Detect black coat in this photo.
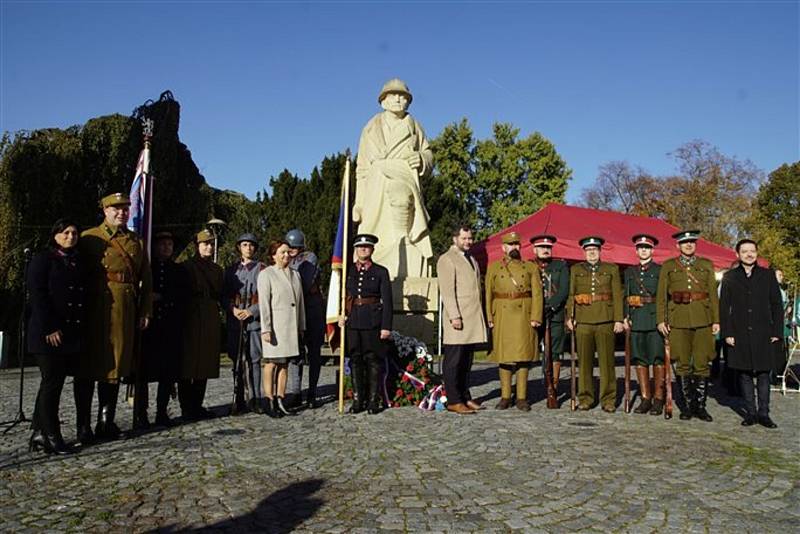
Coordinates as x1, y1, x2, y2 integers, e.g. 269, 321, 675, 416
345, 262, 393, 330
719, 264, 783, 371
141, 258, 189, 381
26, 248, 86, 356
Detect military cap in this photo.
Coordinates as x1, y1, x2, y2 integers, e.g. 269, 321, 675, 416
672, 229, 700, 243
501, 232, 521, 245
100, 192, 131, 208
154, 231, 174, 242
236, 232, 259, 247
353, 233, 378, 247
195, 229, 215, 243
632, 234, 658, 248
378, 78, 413, 104
530, 234, 557, 247
579, 236, 605, 249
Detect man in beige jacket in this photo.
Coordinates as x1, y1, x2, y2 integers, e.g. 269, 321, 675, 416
437, 223, 488, 414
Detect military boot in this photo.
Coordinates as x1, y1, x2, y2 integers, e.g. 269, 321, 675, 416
692, 376, 713, 422
349, 359, 367, 414
132, 381, 151, 431
676, 375, 692, 420
634, 366, 652, 414
649, 365, 665, 416
366, 358, 385, 415
95, 382, 121, 440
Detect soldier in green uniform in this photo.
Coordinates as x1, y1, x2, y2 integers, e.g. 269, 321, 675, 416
530, 234, 569, 397
623, 234, 666, 415
566, 237, 624, 412
77, 192, 152, 441
656, 230, 720, 421
180, 229, 224, 420
485, 232, 543, 411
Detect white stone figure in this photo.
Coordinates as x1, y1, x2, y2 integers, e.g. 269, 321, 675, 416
354, 78, 434, 279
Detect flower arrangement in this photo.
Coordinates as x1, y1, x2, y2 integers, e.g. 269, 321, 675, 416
386, 332, 439, 408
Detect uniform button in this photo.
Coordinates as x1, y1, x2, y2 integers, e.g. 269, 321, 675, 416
291, 303, 295, 307
747, 309, 752, 313
76, 320, 81, 324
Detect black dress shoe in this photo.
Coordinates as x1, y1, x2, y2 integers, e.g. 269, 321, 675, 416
76, 425, 95, 445
29, 430, 45, 452
43, 433, 72, 455
367, 400, 385, 415
758, 416, 778, 429
741, 416, 757, 426
154, 413, 174, 427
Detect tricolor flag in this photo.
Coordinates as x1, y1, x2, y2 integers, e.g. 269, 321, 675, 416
128, 141, 153, 258
325, 193, 347, 350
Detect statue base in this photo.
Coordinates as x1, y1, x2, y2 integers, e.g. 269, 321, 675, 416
391, 276, 438, 350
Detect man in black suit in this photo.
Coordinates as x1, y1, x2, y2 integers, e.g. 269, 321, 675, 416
341, 234, 393, 414
720, 239, 783, 428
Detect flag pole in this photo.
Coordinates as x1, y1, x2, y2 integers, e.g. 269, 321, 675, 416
338, 152, 352, 415
142, 119, 154, 260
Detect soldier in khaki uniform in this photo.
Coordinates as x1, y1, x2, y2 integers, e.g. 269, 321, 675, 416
485, 232, 543, 411
180, 229, 224, 420
657, 230, 720, 421
77, 193, 152, 441
566, 236, 624, 412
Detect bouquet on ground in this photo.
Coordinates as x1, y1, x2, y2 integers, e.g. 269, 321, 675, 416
387, 332, 440, 407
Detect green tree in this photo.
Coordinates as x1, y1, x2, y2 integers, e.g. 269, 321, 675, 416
746, 161, 800, 282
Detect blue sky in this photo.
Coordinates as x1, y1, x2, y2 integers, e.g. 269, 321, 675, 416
2, 1, 797, 202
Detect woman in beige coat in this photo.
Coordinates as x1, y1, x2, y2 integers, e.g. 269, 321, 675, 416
258, 240, 305, 417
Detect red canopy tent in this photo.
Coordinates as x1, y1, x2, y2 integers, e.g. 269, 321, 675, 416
471, 203, 748, 271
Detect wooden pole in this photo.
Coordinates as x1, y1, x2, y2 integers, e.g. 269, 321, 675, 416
338, 154, 352, 414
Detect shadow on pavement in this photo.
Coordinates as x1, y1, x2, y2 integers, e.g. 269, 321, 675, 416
155, 478, 325, 533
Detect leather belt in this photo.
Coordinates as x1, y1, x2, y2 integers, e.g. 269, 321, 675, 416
671, 291, 709, 304
345, 295, 380, 314
107, 272, 134, 284
493, 291, 532, 300
575, 293, 611, 305
627, 295, 655, 307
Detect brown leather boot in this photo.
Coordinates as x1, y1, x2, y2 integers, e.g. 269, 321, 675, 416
650, 365, 665, 415
634, 366, 652, 414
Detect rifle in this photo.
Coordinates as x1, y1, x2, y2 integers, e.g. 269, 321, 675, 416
663, 332, 673, 419
623, 327, 631, 413
569, 308, 577, 411
544, 317, 558, 408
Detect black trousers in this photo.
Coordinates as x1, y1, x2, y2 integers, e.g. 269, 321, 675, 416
739, 370, 771, 418
32, 354, 69, 436
442, 344, 474, 405
347, 328, 385, 401
178, 379, 207, 417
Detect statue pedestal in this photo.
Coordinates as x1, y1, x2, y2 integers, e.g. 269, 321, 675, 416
391, 276, 438, 349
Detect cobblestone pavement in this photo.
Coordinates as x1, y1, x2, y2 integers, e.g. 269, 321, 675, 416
1, 358, 798, 533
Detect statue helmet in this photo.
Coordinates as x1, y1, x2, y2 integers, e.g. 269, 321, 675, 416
236, 232, 259, 248
378, 78, 413, 104
285, 229, 306, 249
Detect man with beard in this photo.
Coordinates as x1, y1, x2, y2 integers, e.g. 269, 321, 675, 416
623, 234, 666, 415
720, 239, 782, 428
657, 230, 720, 421
222, 233, 266, 415
566, 237, 624, 412
437, 223, 487, 414
485, 232, 543, 411
77, 193, 152, 440
530, 234, 569, 400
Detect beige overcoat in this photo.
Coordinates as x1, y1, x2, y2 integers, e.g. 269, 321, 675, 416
437, 246, 487, 346
258, 265, 306, 359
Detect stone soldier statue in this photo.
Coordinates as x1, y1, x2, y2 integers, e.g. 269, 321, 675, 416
180, 229, 224, 420
485, 232, 543, 411
720, 239, 782, 428
354, 78, 434, 278
566, 236, 624, 412
77, 192, 152, 440
437, 223, 488, 415
136, 231, 189, 428
340, 234, 393, 414
285, 229, 326, 409
530, 234, 569, 397
222, 233, 266, 415
623, 234, 666, 415
656, 230, 720, 422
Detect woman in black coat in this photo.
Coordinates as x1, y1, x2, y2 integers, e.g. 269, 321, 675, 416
719, 239, 783, 428
27, 219, 86, 454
